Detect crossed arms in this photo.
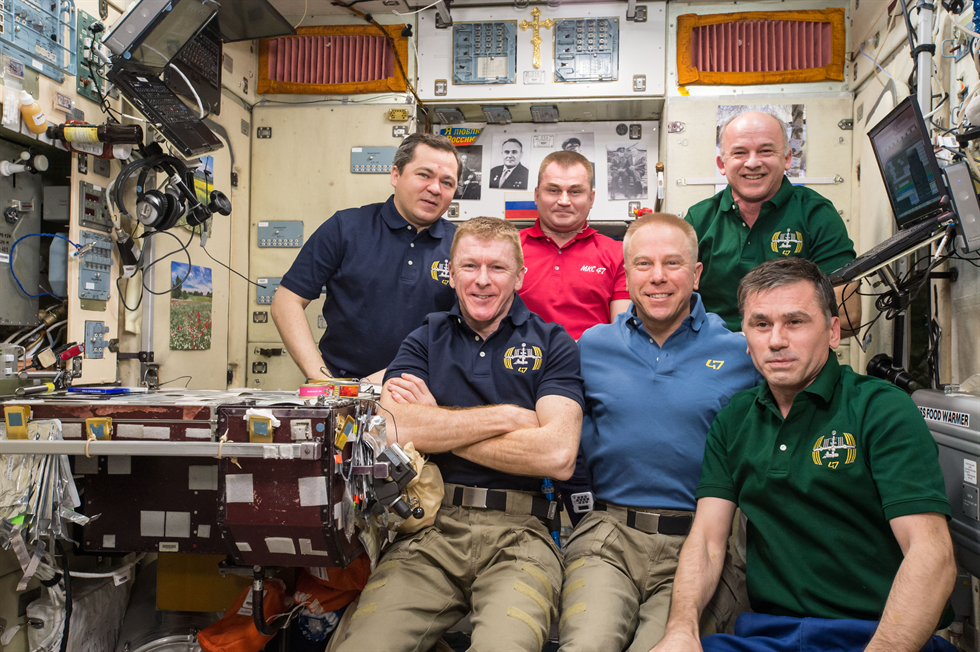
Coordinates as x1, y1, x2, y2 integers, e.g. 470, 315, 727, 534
379, 373, 583, 480
650, 499, 957, 652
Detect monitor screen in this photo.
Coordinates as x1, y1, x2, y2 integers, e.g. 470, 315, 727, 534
106, 0, 217, 72
212, 0, 296, 43
868, 97, 947, 229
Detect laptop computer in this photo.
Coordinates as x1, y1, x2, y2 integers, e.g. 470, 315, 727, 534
831, 97, 956, 284
103, 0, 223, 158
165, 23, 222, 116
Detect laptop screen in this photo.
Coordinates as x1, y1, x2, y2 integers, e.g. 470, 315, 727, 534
212, 0, 296, 43
868, 97, 947, 230
106, 0, 217, 73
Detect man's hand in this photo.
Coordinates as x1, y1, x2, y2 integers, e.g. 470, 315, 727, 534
386, 373, 438, 406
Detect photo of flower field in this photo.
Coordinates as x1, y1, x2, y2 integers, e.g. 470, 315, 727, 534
170, 262, 213, 350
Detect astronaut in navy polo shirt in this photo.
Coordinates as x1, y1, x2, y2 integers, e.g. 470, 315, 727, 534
272, 133, 461, 384
333, 217, 584, 652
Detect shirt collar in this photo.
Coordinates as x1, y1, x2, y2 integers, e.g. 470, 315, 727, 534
722, 176, 793, 217
757, 349, 840, 409
380, 195, 448, 238
448, 293, 531, 331
525, 219, 597, 245
624, 292, 706, 337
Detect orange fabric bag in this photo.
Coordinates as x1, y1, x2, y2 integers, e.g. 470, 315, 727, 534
294, 555, 372, 615
198, 579, 288, 652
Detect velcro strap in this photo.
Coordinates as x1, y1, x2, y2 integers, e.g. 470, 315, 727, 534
445, 485, 557, 520
595, 503, 693, 536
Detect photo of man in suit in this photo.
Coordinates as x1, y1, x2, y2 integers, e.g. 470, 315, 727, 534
489, 138, 529, 189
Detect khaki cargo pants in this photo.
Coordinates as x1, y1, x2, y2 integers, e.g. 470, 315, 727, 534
333, 502, 563, 652
558, 508, 743, 652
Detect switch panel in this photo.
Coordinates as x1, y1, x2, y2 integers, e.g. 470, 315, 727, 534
452, 21, 517, 85
76, 10, 105, 104
84, 320, 109, 359
257, 221, 304, 248
554, 18, 619, 83
255, 277, 282, 305
78, 230, 113, 301
351, 147, 397, 174
79, 181, 113, 233
0, 0, 77, 82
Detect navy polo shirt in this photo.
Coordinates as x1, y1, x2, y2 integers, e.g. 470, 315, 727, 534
279, 196, 457, 378
384, 295, 584, 491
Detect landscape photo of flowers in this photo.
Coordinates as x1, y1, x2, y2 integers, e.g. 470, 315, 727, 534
169, 262, 213, 350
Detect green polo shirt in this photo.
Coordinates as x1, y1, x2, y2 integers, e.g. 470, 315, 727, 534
685, 177, 856, 331
697, 354, 950, 622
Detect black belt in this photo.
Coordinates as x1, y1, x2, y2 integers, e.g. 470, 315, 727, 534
594, 503, 693, 536
444, 484, 558, 521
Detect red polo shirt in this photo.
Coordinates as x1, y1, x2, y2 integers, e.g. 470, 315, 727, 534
519, 221, 629, 340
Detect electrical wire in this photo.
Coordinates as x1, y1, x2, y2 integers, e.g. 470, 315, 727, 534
392, 0, 442, 16
158, 375, 193, 387
196, 226, 266, 288
7, 234, 80, 299
168, 62, 205, 118
293, 0, 309, 28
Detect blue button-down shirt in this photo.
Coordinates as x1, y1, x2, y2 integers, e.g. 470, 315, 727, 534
280, 196, 457, 378
385, 295, 584, 491
578, 293, 761, 510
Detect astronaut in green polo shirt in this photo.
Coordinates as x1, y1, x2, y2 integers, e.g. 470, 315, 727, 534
685, 111, 862, 337
652, 258, 956, 652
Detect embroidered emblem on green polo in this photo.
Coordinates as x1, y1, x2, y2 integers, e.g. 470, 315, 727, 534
811, 430, 857, 467
504, 343, 543, 373
771, 229, 804, 255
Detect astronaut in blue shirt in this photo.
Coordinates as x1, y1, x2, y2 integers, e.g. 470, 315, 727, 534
558, 213, 762, 652
272, 133, 461, 383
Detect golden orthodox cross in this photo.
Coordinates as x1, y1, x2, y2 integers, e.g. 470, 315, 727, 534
520, 8, 554, 70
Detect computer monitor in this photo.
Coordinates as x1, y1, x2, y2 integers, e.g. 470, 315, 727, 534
211, 0, 296, 43
103, 0, 218, 73
868, 96, 948, 230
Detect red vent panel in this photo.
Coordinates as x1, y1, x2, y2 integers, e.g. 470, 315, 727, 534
267, 35, 394, 84
691, 20, 833, 73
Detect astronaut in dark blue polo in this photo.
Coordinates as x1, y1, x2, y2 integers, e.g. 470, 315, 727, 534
333, 217, 584, 652
272, 133, 461, 383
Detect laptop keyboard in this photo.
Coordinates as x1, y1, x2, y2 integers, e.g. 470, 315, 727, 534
852, 217, 944, 264
128, 77, 198, 125
177, 34, 220, 85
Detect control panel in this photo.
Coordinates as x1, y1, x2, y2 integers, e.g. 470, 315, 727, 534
77, 230, 113, 302
79, 181, 112, 233
554, 18, 619, 82
350, 147, 397, 174
75, 9, 104, 104
84, 320, 109, 359
255, 277, 282, 305
0, 0, 77, 82
452, 21, 517, 85
257, 221, 303, 248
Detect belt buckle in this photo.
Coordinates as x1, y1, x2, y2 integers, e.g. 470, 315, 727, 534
461, 486, 488, 509
633, 511, 661, 534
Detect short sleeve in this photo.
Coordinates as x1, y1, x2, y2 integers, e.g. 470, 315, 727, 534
383, 326, 431, 387
863, 387, 951, 520
279, 212, 345, 300
695, 404, 738, 503
806, 197, 856, 273
536, 327, 584, 409
611, 252, 629, 301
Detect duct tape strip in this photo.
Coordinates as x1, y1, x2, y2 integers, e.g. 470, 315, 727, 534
16, 538, 46, 591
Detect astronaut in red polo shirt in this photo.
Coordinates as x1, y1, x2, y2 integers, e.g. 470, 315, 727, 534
518, 151, 630, 340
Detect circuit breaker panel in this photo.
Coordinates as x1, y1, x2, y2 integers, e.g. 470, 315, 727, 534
553, 17, 619, 82
453, 21, 518, 85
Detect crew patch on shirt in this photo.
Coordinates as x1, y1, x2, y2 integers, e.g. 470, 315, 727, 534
430, 259, 450, 284
504, 343, 543, 373
771, 229, 804, 255
811, 430, 857, 467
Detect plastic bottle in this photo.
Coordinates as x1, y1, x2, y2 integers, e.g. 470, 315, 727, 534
46, 122, 143, 145
19, 91, 47, 135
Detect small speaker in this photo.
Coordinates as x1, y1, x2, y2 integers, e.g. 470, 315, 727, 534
942, 161, 980, 253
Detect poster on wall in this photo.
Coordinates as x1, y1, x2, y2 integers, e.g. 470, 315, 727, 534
489, 135, 531, 189
170, 262, 213, 350
455, 145, 483, 200
527, 133, 597, 189
716, 104, 807, 177
606, 143, 648, 200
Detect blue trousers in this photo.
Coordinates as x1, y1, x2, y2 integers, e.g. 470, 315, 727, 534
701, 612, 958, 652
